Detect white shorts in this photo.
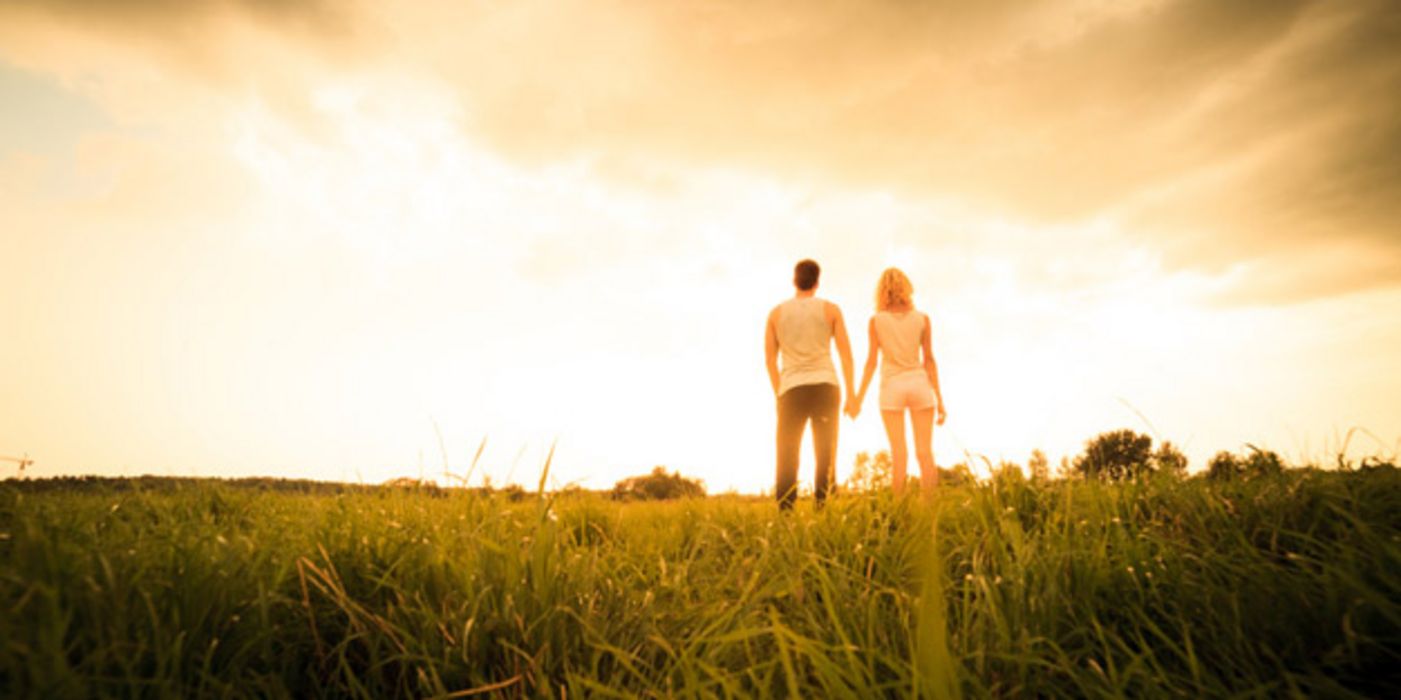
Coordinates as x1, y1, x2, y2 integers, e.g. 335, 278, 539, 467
879, 371, 935, 412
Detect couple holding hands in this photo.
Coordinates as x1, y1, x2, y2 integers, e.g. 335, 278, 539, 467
764, 259, 946, 509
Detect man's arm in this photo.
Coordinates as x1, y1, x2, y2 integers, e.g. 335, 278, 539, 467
829, 303, 856, 409
765, 308, 781, 397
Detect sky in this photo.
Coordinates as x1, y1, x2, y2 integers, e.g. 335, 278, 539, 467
2, 0, 1399, 492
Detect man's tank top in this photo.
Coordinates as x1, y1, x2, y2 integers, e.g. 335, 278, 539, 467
874, 310, 928, 383
776, 296, 839, 395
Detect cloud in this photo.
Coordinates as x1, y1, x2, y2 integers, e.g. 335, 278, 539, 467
0, 0, 369, 136
403, 0, 1401, 301
1, 0, 349, 40
1115, 1, 1401, 290
3, 0, 1398, 304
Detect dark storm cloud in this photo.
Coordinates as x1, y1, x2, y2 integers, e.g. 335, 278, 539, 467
0, 0, 360, 79
7, 0, 1398, 302
1115, 0, 1401, 299
4, 0, 344, 31
433, 0, 1401, 302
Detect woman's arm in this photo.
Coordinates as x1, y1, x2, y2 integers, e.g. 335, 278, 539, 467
852, 316, 879, 417
922, 314, 946, 425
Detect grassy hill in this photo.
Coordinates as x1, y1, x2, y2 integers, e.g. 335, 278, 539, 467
2, 466, 1398, 697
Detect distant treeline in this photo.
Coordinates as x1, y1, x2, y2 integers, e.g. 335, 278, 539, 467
0, 475, 506, 497
0, 474, 715, 501
6, 427, 1395, 499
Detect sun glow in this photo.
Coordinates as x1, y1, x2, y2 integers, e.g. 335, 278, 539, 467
3, 0, 1400, 492
211, 80, 874, 490
10, 72, 1393, 490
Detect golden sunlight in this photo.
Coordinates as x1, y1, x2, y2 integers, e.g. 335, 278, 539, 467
3, 3, 1401, 696
1, 0, 1398, 494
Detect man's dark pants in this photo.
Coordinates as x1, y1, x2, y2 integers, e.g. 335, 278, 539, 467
775, 383, 840, 510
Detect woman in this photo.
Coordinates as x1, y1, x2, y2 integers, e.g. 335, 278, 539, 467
849, 268, 946, 496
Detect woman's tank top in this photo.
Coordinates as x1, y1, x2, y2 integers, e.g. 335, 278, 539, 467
776, 297, 839, 395
874, 310, 928, 383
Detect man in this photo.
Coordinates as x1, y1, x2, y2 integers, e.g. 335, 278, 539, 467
765, 259, 856, 509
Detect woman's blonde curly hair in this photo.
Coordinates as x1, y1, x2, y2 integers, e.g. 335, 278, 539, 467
875, 267, 914, 311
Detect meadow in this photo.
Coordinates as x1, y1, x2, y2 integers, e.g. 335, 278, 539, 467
1, 466, 1398, 698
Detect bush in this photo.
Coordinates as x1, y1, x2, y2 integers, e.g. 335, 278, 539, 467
1074, 429, 1154, 481
382, 477, 445, 497
991, 461, 1026, 489
847, 451, 893, 492
940, 463, 976, 486
1207, 451, 1241, 481
611, 467, 705, 501
1206, 446, 1286, 481
1152, 441, 1189, 477
848, 451, 977, 490
1028, 449, 1051, 481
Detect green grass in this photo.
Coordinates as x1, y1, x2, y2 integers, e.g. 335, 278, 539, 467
1, 468, 1398, 698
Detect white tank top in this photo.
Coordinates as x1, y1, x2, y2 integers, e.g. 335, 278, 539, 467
873, 310, 927, 382
775, 296, 839, 395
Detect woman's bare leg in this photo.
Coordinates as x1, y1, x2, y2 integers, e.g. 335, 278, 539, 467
881, 409, 908, 494
911, 407, 937, 499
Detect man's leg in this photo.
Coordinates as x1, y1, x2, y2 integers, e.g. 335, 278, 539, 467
810, 384, 841, 508
775, 389, 806, 510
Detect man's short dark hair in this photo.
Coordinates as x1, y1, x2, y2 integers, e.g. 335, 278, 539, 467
794, 259, 820, 291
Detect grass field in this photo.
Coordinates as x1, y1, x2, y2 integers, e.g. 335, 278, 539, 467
2, 466, 1398, 698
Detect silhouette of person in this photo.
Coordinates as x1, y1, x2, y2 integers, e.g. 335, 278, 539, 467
765, 259, 856, 509
849, 267, 946, 497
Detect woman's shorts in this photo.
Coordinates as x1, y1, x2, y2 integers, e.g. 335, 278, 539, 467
879, 371, 935, 412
